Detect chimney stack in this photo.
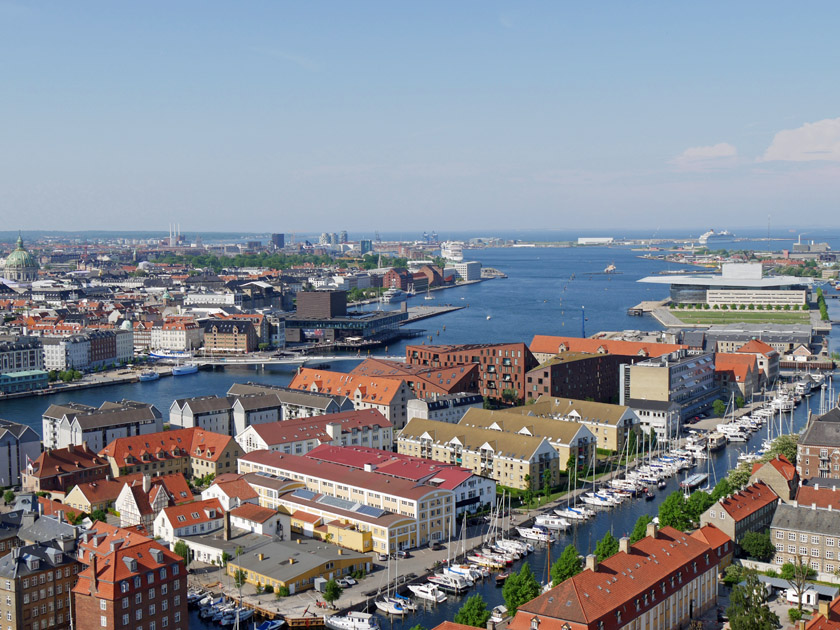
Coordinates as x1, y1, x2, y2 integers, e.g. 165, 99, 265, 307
223, 511, 231, 541
91, 553, 98, 594
820, 600, 831, 618
143, 475, 151, 493
585, 554, 598, 572
619, 537, 630, 554
646, 521, 659, 539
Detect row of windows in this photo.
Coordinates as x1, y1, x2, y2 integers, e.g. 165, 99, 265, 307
776, 531, 835, 546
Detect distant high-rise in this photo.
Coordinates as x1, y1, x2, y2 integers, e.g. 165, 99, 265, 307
360, 239, 373, 255
271, 233, 285, 249
339, 230, 348, 244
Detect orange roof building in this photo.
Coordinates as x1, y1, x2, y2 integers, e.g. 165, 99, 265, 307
700, 481, 779, 544
714, 352, 760, 398
529, 335, 687, 363
99, 427, 241, 480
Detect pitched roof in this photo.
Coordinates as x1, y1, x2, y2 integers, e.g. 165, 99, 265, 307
159, 498, 224, 528
288, 368, 406, 405
736, 338, 778, 356
796, 483, 840, 510
100, 427, 235, 467
806, 595, 840, 630
207, 478, 259, 502
510, 526, 724, 628
771, 502, 840, 535
459, 407, 593, 445
717, 481, 778, 520
72, 474, 144, 504
752, 454, 797, 481
37, 497, 84, 521
227, 382, 351, 409
73, 522, 183, 600
509, 395, 632, 426
27, 444, 108, 479
240, 450, 443, 500
229, 503, 278, 524
529, 335, 686, 358
801, 411, 840, 447
174, 395, 234, 414
245, 409, 391, 446
714, 353, 757, 382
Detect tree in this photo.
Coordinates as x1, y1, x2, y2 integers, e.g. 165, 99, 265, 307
275, 586, 290, 598
762, 434, 798, 463
173, 541, 191, 568
3, 490, 14, 505
784, 556, 816, 617
542, 468, 552, 501
594, 531, 619, 562
740, 531, 775, 562
551, 544, 583, 586
408, 625, 425, 630
629, 514, 653, 544
255, 582, 264, 595
453, 593, 491, 628
322, 579, 342, 606
502, 563, 542, 614
658, 491, 691, 531
712, 399, 727, 416
501, 389, 519, 405
735, 396, 745, 409
221, 551, 232, 567
711, 478, 733, 502
727, 461, 753, 490
233, 569, 247, 589
686, 490, 714, 522
727, 572, 779, 630
90, 509, 108, 523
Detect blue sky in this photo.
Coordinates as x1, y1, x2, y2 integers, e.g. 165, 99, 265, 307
2, 2, 840, 233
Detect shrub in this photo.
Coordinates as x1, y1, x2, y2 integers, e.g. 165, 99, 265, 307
264, 584, 274, 593
275, 586, 290, 598
789, 608, 803, 622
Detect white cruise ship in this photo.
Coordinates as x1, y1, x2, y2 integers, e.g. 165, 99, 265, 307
440, 241, 464, 262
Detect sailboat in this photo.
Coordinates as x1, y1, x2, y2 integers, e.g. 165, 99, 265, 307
374, 555, 407, 615
424, 286, 434, 300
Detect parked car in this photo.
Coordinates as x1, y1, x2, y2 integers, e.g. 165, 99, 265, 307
344, 576, 357, 586
336, 578, 351, 588
394, 550, 410, 559
430, 542, 444, 551
378, 553, 389, 561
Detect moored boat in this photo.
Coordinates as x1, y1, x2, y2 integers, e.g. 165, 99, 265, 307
325, 612, 378, 630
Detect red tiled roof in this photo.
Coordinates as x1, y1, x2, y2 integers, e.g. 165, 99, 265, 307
691, 524, 731, 555
159, 498, 224, 528
229, 503, 278, 524
100, 427, 234, 467
530, 335, 686, 358
796, 484, 840, 510
714, 353, 757, 382
718, 481, 778, 520
73, 522, 183, 600
37, 497, 84, 521
248, 409, 391, 446
806, 595, 840, 630
289, 369, 405, 405
510, 526, 727, 629
736, 339, 778, 356
27, 444, 107, 479
752, 454, 796, 481
73, 474, 143, 504
291, 510, 323, 524
208, 478, 259, 501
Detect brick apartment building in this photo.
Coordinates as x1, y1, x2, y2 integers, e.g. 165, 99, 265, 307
0, 543, 81, 630
405, 343, 538, 402
524, 352, 639, 404
203, 319, 258, 353
74, 522, 187, 630
22, 444, 111, 497
797, 408, 840, 482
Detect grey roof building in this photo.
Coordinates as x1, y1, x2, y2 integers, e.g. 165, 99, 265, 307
42, 399, 163, 451
797, 408, 840, 481
0, 418, 41, 487
770, 503, 840, 574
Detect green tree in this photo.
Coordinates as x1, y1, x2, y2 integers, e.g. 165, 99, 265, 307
784, 556, 817, 616
221, 551, 232, 567
711, 478, 733, 502
501, 389, 519, 405
502, 563, 542, 614
3, 490, 14, 505
629, 514, 653, 544
541, 468, 552, 501
408, 625, 425, 630
727, 573, 779, 630
255, 582, 264, 595
735, 396, 745, 408
761, 434, 798, 463
727, 461, 753, 490
322, 579, 342, 606
173, 540, 191, 568
90, 509, 108, 523
551, 544, 583, 586
686, 490, 714, 522
658, 491, 691, 531
233, 569, 247, 589
594, 531, 619, 562
740, 531, 775, 562
275, 586, 290, 598
453, 593, 491, 628
712, 399, 727, 416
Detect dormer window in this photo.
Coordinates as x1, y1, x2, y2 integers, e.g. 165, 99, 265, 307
616, 611, 622, 623
530, 617, 540, 630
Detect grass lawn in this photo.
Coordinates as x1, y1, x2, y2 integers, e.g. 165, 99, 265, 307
668, 309, 811, 325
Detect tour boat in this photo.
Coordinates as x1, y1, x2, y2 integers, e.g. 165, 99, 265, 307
534, 515, 571, 530
516, 527, 553, 543
138, 370, 160, 382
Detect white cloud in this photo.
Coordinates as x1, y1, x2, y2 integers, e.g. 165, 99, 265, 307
671, 143, 738, 170
761, 117, 840, 162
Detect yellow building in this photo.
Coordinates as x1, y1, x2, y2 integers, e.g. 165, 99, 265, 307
501, 396, 640, 453
238, 451, 454, 548
397, 417, 559, 491
226, 538, 372, 595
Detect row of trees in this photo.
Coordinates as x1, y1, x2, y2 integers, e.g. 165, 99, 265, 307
676, 303, 805, 311
817, 287, 829, 321
154, 251, 411, 273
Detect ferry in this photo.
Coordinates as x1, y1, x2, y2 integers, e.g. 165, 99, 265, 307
138, 371, 159, 382
679, 473, 709, 490
149, 350, 193, 360
440, 241, 465, 262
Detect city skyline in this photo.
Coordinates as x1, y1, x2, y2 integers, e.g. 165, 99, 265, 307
2, 2, 840, 231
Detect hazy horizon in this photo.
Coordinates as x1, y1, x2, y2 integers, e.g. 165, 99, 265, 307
3, 2, 839, 231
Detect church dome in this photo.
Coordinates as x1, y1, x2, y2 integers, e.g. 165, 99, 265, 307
4, 234, 39, 282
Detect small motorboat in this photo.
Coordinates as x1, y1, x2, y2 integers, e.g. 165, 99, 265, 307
407, 583, 447, 603
495, 572, 510, 586
645, 491, 655, 501
325, 612, 378, 630
138, 370, 160, 382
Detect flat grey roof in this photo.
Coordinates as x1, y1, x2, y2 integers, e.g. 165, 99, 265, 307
638, 274, 812, 288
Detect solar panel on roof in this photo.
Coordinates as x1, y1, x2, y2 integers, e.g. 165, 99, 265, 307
317, 495, 358, 512
357, 505, 386, 518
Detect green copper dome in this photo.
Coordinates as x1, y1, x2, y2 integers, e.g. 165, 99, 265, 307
5, 235, 38, 270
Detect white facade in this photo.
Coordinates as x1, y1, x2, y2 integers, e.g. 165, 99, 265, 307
42, 336, 90, 371
168, 397, 233, 435
230, 510, 287, 537
153, 505, 225, 545
0, 420, 41, 487
706, 289, 807, 306
407, 394, 483, 425
200, 484, 259, 512
231, 399, 281, 436
150, 323, 203, 351
453, 261, 481, 282
115, 329, 135, 363
184, 292, 242, 307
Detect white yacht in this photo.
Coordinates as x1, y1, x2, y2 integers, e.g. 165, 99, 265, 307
407, 583, 447, 603
325, 612, 380, 630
